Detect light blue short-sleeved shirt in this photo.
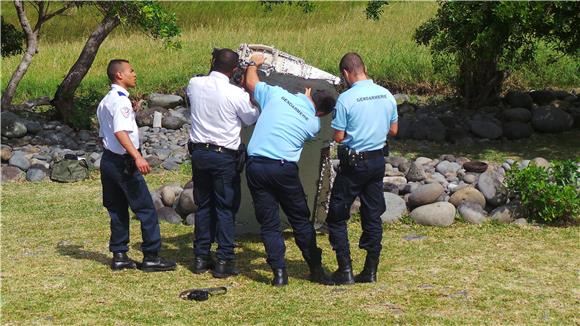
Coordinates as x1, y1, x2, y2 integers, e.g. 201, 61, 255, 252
247, 82, 320, 162
331, 79, 398, 152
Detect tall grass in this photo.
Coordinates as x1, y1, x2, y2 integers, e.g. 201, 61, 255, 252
1, 1, 577, 104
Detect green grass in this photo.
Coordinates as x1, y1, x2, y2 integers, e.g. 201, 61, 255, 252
1, 1, 578, 105
2, 169, 579, 324
390, 129, 580, 163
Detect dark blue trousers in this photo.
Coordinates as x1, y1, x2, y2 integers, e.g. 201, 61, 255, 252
191, 149, 237, 261
207, 171, 241, 244
246, 156, 321, 270
100, 150, 161, 254
326, 156, 386, 259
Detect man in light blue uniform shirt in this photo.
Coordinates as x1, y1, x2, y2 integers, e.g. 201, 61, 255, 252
244, 53, 336, 286
327, 52, 398, 285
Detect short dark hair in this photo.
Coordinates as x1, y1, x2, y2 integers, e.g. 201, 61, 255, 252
312, 89, 336, 116
107, 59, 130, 82
211, 48, 239, 74
339, 52, 365, 75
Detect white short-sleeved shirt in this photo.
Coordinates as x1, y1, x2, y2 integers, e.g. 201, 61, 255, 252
97, 84, 140, 154
187, 71, 259, 150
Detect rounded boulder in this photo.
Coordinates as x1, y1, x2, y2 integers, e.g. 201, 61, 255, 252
449, 186, 486, 208
381, 192, 407, 224
176, 188, 197, 217
408, 183, 445, 207
410, 202, 456, 227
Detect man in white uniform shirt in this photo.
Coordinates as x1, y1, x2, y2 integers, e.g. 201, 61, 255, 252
187, 48, 259, 278
97, 59, 175, 272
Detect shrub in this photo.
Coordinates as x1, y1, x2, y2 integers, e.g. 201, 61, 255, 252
1, 16, 24, 57
69, 89, 104, 130
505, 160, 580, 224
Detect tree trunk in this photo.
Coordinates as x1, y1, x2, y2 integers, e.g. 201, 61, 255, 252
52, 14, 120, 123
459, 56, 504, 108
1, 0, 38, 110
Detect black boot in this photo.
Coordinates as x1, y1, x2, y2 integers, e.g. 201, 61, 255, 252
332, 255, 355, 285
193, 255, 213, 274
309, 264, 333, 285
111, 252, 137, 271
271, 268, 288, 287
211, 259, 239, 278
141, 254, 176, 272
354, 254, 379, 283
305, 249, 333, 285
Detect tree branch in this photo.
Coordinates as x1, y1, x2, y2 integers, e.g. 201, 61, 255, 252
33, 1, 45, 32
15, 0, 34, 39
42, 2, 74, 23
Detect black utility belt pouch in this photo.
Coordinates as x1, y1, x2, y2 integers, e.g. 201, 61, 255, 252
187, 141, 194, 155
122, 149, 140, 175
337, 145, 359, 167
383, 141, 389, 157
236, 143, 247, 173
123, 155, 136, 175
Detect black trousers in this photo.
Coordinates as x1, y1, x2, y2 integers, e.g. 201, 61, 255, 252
326, 155, 386, 259
191, 149, 237, 261
100, 150, 161, 254
246, 156, 321, 269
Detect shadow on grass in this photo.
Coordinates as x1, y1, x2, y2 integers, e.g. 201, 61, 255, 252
390, 129, 580, 162
57, 244, 110, 266
158, 231, 312, 285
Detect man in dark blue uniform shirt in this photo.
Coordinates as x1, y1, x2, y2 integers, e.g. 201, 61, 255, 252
327, 53, 398, 284
97, 59, 176, 272
244, 53, 337, 286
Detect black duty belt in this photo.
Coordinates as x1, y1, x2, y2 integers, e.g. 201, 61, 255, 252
104, 148, 141, 159
338, 146, 384, 167
248, 155, 295, 165
190, 142, 237, 156
357, 149, 384, 160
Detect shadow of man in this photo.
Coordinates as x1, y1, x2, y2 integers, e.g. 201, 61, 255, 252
235, 233, 312, 285
56, 244, 110, 266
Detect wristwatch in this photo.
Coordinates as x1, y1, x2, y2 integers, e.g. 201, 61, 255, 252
247, 61, 257, 67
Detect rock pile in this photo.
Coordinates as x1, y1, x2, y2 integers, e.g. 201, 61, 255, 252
1, 89, 578, 185
150, 180, 197, 225
1, 94, 191, 183
342, 154, 574, 227
396, 89, 579, 143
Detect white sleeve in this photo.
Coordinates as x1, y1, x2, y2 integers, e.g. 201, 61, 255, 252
112, 100, 134, 133
235, 91, 260, 126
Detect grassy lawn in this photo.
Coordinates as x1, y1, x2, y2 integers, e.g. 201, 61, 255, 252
2, 169, 579, 325
391, 129, 580, 162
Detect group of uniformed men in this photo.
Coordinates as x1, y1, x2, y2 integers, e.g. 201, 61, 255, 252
96, 48, 398, 286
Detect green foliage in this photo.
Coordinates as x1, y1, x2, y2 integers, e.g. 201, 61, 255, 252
1, 16, 24, 57
365, 1, 389, 21
506, 161, 580, 223
98, 1, 181, 48
69, 89, 103, 130
412, 1, 580, 104
551, 159, 579, 187
260, 0, 316, 13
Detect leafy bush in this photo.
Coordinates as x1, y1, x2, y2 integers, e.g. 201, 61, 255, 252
412, 2, 580, 107
69, 89, 104, 130
1, 16, 24, 57
506, 160, 580, 223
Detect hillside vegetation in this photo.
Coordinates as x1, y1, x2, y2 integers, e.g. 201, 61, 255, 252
1, 2, 578, 103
